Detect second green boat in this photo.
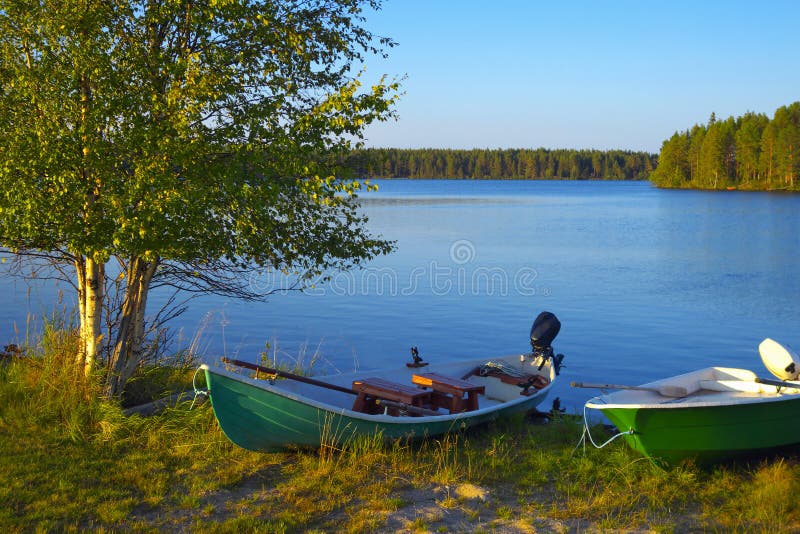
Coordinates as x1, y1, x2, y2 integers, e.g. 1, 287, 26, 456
580, 339, 800, 466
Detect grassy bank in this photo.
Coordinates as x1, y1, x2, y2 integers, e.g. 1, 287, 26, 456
2, 330, 800, 532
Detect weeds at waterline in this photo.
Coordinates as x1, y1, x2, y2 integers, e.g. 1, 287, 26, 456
2, 327, 800, 531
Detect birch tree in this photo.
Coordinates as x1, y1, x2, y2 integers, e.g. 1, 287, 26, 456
0, 0, 399, 397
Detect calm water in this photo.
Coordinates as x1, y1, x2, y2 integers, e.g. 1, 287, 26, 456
3, 180, 799, 411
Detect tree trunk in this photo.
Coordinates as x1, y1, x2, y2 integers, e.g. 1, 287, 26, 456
105, 256, 158, 397
76, 255, 105, 377
767, 145, 773, 186
75, 256, 86, 370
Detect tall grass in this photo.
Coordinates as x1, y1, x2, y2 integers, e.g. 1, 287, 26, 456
0, 314, 111, 443
0, 320, 273, 531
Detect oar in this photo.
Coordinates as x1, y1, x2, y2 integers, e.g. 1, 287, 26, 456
755, 377, 800, 390
221, 358, 356, 395
570, 381, 689, 398
460, 366, 482, 380
222, 358, 445, 415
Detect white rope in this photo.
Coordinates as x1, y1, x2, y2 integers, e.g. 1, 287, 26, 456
572, 399, 635, 456
190, 366, 209, 410
481, 360, 528, 377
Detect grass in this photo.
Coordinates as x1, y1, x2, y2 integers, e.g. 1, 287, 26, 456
3, 327, 800, 532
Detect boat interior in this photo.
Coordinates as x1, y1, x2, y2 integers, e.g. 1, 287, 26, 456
653, 367, 800, 397
226, 353, 554, 417
590, 366, 800, 408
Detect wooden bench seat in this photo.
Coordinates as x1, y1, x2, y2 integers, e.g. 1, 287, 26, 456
352, 377, 433, 416
412, 372, 485, 413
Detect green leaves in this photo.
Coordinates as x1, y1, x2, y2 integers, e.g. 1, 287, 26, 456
0, 1, 399, 390
0, 0, 398, 274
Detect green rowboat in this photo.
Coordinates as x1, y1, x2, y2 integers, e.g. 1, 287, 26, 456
582, 365, 800, 466
201, 352, 559, 452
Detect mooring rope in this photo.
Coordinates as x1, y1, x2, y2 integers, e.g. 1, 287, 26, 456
190, 367, 209, 410
572, 399, 635, 456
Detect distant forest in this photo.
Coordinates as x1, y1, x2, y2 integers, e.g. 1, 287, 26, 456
650, 102, 800, 190
346, 148, 657, 181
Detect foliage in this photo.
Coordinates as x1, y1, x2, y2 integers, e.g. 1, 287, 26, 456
651, 103, 800, 190
347, 147, 657, 180
0, 0, 399, 396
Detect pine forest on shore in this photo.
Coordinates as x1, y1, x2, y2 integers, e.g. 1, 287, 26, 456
346, 148, 657, 181
648, 102, 800, 191
348, 102, 800, 192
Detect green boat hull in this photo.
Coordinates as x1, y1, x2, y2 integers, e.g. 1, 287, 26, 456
598, 395, 800, 466
203, 364, 550, 452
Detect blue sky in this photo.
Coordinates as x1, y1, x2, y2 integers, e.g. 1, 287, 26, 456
359, 1, 799, 153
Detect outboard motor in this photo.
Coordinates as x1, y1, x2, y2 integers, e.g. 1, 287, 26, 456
529, 311, 564, 375
530, 311, 560, 351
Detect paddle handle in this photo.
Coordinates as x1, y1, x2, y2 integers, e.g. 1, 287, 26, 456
460, 366, 482, 380
570, 381, 688, 397
221, 358, 356, 395
755, 377, 800, 390
571, 381, 657, 392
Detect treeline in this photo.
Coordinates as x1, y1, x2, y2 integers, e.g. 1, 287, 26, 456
346, 148, 657, 180
651, 103, 800, 190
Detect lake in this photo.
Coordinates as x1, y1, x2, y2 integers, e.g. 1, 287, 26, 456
2, 179, 799, 412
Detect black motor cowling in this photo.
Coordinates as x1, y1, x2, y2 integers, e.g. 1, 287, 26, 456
529, 311, 564, 375
530, 311, 560, 351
